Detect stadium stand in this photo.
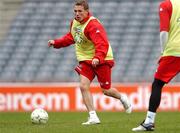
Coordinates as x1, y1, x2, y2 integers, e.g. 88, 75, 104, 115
0, 0, 23, 42
0, 0, 179, 83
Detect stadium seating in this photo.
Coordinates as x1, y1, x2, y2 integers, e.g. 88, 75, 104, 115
0, 0, 179, 83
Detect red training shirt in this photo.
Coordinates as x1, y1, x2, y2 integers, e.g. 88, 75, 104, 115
53, 13, 113, 65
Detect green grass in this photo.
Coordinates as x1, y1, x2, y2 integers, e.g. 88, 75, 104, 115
0, 112, 180, 133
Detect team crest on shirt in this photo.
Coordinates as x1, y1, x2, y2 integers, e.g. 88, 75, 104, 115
74, 27, 81, 33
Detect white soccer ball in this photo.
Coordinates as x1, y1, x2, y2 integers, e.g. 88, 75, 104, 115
31, 108, 48, 124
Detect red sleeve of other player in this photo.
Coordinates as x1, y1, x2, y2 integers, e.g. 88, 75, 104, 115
84, 19, 110, 63
159, 0, 172, 32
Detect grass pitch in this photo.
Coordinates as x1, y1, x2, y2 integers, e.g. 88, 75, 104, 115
0, 112, 180, 133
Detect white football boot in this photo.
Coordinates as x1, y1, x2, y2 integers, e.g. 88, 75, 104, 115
132, 121, 155, 131
120, 94, 132, 114
82, 117, 101, 125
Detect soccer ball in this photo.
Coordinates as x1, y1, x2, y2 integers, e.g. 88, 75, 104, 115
31, 108, 48, 124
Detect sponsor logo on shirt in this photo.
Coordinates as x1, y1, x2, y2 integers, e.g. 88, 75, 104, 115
177, 17, 180, 22
177, 17, 180, 27
74, 27, 86, 44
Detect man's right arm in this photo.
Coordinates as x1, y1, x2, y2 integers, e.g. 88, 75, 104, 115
160, 31, 168, 54
48, 32, 75, 48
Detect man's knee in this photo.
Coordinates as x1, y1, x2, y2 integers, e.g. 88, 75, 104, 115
80, 83, 89, 91
152, 78, 165, 90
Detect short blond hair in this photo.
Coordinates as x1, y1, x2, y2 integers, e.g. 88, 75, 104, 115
74, 0, 89, 10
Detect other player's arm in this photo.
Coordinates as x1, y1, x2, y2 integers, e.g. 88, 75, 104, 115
160, 32, 168, 54
159, 1, 172, 54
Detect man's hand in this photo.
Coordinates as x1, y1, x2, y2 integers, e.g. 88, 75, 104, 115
92, 58, 100, 68
48, 40, 55, 47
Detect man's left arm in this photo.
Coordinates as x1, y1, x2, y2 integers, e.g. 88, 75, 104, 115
85, 20, 109, 65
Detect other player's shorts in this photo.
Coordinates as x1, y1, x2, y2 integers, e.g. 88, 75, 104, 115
154, 56, 180, 83
75, 61, 113, 89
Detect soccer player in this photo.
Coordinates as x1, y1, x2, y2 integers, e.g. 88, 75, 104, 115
48, 0, 132, 125
132, 0, 180, 131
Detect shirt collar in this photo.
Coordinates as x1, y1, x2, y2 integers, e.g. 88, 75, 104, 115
75, 12, 92, 24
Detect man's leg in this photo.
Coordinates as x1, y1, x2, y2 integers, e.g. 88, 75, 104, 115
79, 75, 100, 125
144, 78, 165, 124
79, 75, 94, 112
96, 64, 132, 113
102, 88, 132, 113
132, 78, 165, 131
132, 56, 179, 131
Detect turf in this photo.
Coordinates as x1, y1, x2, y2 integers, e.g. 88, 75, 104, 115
0, 112, 179, 133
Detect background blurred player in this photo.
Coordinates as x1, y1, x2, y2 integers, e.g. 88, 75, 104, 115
48, 0, 132, 125
132, 0, 180, 131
